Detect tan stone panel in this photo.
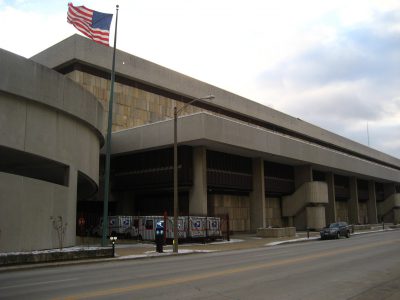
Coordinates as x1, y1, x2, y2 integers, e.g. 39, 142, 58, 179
133, 119, 143, 127
82, 72, 93, 86
215, 196, 223, 207
223, 197, 231, 208
134, 98, 147, 111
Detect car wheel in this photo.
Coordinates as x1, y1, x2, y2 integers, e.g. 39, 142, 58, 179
346, 231, 350, 238
336, 232, 340, 239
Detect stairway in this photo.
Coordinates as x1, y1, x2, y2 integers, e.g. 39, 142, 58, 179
282, 181, 328, 230
378, 193, 400, 223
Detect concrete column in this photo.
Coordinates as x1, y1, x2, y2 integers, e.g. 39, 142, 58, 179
306, 206, 326, 229
349, 177, 360, 224
189, 147, 208, 216
294, 165, 313, 189
367, 181, 378, 224
250, 158, 266, 231
65, 166, 78, 247
325, 172, 336, 224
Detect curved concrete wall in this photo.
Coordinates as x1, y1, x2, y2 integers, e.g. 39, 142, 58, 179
0, 49, 104, 252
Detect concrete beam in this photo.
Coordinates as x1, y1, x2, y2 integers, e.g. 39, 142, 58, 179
111, 113, 400, 183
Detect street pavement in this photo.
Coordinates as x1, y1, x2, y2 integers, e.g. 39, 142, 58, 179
1, 231, 322, 272
0, 230, 399, 299
0, 226, 393, 272
112, 231, 321, 257
64, 227, 396, 259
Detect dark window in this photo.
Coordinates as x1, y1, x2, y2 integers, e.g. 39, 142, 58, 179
264, 161, 295, 196
0, 145, 69, 186
334, 175, 349, 201
207, 150, 252, 191
112, 146, 193, 190
313, 170, 326, 181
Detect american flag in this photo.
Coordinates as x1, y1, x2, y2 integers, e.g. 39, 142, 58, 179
67, 3, 113, 46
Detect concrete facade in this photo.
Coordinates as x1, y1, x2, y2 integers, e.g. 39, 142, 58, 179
32, 36, 400, 172
0, 35, 400, 240
0, 49, 104, 252
30, 35, 400, 232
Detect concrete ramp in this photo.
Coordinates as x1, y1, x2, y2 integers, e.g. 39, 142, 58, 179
282, 182, 328, 217
378, 193, 400, 223
282, 181, 329, 230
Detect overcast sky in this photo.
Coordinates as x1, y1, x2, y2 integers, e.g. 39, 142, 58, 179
1, 0, 399, 158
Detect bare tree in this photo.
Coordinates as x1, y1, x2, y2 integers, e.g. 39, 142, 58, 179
50, 216, 68, 250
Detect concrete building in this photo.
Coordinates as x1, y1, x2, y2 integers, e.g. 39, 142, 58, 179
0, 46, 104, 252
1, 34, 399, 251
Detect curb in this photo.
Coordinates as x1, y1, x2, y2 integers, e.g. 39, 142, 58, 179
267, 227, 397, 247
1, 228, 398, 272
0, 249, 212, 273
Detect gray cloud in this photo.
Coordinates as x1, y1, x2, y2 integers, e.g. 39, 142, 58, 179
260, 11, 400, 88
287, 92, 382, 122
257, 10, 400, 158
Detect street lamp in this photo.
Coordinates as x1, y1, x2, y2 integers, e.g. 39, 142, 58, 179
109, 236, 117, 257
173, 95, 215, 253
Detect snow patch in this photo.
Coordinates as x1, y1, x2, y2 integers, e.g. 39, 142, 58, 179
116, 249, 216, 260
0, 246, 105, 257
266, 236, 319, 246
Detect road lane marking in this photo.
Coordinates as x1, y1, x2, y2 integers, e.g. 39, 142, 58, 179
57, 239, 399, 300
0, 278, 78, 290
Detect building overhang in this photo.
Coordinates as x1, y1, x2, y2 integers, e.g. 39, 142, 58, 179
111, 113, 400, 183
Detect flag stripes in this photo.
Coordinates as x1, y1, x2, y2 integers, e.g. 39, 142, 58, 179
67, 3, 112, 46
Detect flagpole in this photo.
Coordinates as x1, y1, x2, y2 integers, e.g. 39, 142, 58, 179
102, 4, 119, 247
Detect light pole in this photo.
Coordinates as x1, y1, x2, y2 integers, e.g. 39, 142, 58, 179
173, 95, 215, 253
109, 236, 117, 257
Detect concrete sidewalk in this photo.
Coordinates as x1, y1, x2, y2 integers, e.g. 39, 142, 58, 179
1, 227, 395, 272
0, 231, 320, 272
74, 226, 397, 259
97, 231, 321, 258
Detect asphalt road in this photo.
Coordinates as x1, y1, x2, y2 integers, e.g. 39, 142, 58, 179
1, 230, 399, 300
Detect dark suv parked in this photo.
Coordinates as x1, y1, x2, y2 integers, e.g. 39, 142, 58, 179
320, 222, 351, 239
